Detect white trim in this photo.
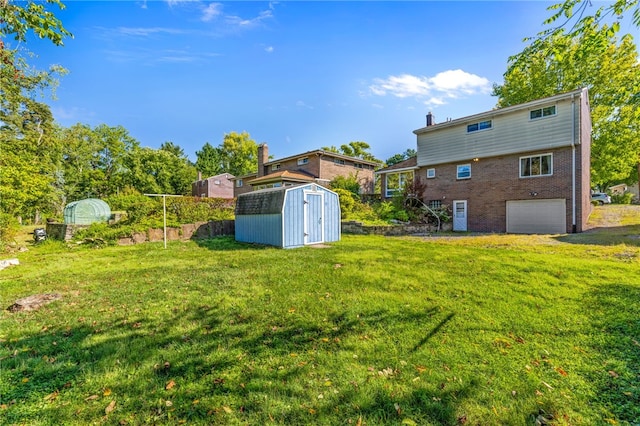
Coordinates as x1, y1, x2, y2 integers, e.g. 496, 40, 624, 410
453, 200, 467, 231
303, 190, 325, 245
426, 168, 436, 179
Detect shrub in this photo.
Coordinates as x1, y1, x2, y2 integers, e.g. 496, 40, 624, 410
333, 188, 356, 218
0, 213, 20, 249
611, 192, 634, 204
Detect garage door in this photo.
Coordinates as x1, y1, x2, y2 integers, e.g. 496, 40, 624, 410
506, 199, 567, 234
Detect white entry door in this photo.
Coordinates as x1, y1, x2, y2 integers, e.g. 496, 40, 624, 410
453, 200, 467, 232
304, 192, 324, 245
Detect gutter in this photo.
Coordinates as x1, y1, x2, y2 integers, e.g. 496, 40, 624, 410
571, 94, 577, 233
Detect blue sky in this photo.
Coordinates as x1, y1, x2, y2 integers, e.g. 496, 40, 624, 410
23, 1, 635, 162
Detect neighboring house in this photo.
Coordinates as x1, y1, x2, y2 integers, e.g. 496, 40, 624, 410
377, 88, 592, 234
191, 173, 235, 199
231, 144, 377, 197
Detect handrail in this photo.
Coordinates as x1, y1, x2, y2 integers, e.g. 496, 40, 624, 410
405, 196, 441, 232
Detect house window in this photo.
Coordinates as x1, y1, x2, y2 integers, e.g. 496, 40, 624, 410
385, 171, 414, 197
334, 158, 345, 165
272, 164, 281, 171
354, 163, 364, 169
457, 164, 471, 180
428, 200, 442, 209
297, 157, 309, 165
236, 179, 243, 187
530, 105, 556, 120
426, 168, 436, 179
467, 120, 492, 133
520, 154, 552, 178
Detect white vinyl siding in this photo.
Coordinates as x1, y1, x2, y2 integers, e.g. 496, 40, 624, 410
416, 97, 578, 167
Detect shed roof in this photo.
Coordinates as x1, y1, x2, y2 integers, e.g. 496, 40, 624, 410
235, 186, 288, 215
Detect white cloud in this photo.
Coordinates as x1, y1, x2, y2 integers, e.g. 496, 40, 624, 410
265, 46, 274, 53
369, 69, 491, 107
296, 101, 313, 109
115, 27, 186, 37
225, 8, 273, 29
201, 3, 223, 22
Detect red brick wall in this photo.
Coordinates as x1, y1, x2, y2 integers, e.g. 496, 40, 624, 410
412, 147, 584, 233
318, 156, 375, 194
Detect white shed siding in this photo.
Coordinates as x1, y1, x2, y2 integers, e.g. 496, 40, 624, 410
283, 189, 305, 248
417, 96, 579, 167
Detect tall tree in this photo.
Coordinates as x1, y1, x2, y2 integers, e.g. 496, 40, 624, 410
124, 147, 196, 195
322, 141, 382, 163
385, 149, 417, 167
0, 0, 71, 223
195, 142, 224, 177
219, 131, 258, 177
493, 21, 640, 189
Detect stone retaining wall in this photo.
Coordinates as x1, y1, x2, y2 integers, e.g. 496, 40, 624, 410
341, 220, 451, 235
117, 220, 235, 245
46, 220, 235, 244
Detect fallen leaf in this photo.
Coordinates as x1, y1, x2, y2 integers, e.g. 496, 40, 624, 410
21, 378, 29, 383
415, 365, 427, 374
222, 406, 232, 414
44, 390, 59, 401
85, 395, 99, 401
356, 417, 363, 426
556, 367, 568, 377
288, 308, 296, 313
103, 389, 112, 396
608, 370, 619, 378
166, 380, 176, 390
105, 400, 116, 414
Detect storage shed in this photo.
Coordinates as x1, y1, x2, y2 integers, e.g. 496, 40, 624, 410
63, 198, 111, 225
235, 183, 341, 248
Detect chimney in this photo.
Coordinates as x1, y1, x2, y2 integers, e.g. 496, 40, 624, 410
426, 112, 435, 127
257, 143, 269, 177
197, 171, 202, 181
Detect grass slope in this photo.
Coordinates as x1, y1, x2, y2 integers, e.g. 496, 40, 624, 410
0, 206, 639, 425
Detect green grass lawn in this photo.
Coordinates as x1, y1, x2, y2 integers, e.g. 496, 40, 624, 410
1, 207, 639, 425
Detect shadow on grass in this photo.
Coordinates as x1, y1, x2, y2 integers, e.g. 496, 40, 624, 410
554, 224, 640, 247
193, 235, 273, 251
583, 283, 640, 422
1, 303, 472, 425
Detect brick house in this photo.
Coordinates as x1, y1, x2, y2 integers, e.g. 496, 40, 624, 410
191, 172, 235, 199
232, 144, 377, 197
376, 88, 592, 234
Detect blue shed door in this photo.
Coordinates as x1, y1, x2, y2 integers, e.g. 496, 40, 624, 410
304, 191, 324, 245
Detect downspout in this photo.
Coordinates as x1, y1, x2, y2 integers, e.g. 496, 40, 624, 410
571, 94, 577, 233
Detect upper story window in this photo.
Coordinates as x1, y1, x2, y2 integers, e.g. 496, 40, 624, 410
426, 168, 436, 179
530, 105, 556, 120
297, 157, 309, 165
272, 164, 281, 171
236, 179, 243, 187
467, 120, 492, 133
334, 158, 345, 165
520, 153, 552, 178
457, 164, 471, 179
354, 163, 364, 169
